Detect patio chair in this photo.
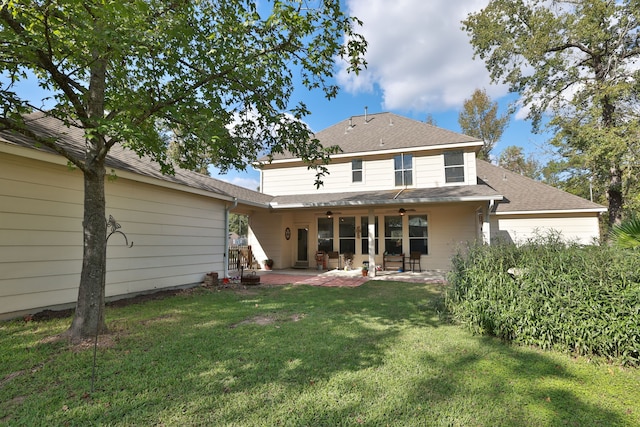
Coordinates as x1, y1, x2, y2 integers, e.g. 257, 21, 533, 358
327, 251, 340, 269
409, 251, 422, 272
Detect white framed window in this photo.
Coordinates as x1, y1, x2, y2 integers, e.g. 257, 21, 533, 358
394, 154, 413, 186
318, 217, 333, 253
408, 215, 428, 255
352, 159, 363, 183
444, 151, 465, 183
339, 216, 356, 254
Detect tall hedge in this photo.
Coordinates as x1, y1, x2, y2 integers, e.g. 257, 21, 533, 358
445, 234, 640, 366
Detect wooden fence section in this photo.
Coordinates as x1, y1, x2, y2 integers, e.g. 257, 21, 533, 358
228, 245, 257, 270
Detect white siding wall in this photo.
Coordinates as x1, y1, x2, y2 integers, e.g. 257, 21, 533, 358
0, 152, 226, 318
263, 151, 478, 196
490, 214, 601, 245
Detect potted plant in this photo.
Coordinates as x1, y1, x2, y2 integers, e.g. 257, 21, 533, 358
263, 258, 274, 271
361, 264, 369, 276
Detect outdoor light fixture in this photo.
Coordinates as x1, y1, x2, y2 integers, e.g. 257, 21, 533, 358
398, 208, 406, 216
326, 211, 333, 218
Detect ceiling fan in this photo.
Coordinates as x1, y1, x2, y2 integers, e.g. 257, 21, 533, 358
397, 208, 416, 216
324, 210, 342, 218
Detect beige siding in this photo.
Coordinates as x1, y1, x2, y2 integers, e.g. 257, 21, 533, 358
261, 166, 321, 195
248, 211, 284, 269
263, 151, 478, 196
415, 155, 443, 187
491, 213, 601, 245
0, 152, 226, 318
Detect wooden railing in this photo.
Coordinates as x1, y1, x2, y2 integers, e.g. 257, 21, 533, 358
228, 245, 256, 270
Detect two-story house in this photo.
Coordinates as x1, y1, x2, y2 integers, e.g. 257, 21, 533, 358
245, 112, 606, 273
0, 111, 605, 318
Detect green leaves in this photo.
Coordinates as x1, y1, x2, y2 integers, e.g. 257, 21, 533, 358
446, 235, 640, 366
611, 218, 640, 249
0, 0, 367, 184
463, 0, 640, 224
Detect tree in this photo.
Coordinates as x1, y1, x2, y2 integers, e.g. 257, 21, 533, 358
463, 0, 640, 226
458, 88, 510, 160
229, 213, 248, 238
497, 146, 542, 180
541, 154, 604, 203
424, 114, 437, 126
0, 1, 366, 341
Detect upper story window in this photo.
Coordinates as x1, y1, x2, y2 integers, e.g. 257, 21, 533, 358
444, 151, 465, 183
352, 159, 363, 183
394, 154, 413, 186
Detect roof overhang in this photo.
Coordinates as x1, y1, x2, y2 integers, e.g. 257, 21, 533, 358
270, 196, 503, 210
268, 185, 503, 210
494, 208, 608, 216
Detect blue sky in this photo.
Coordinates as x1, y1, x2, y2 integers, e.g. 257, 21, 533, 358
4, 1, 552, 192
210, 0, 552, 190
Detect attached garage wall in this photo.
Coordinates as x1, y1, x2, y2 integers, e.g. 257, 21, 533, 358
0, 151, 226, 319
490, 213, 602, 245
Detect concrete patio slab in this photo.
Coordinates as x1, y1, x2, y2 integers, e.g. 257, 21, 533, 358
234, 268, 447, 287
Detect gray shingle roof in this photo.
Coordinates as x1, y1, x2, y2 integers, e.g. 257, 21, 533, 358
266, 112, 482, 161
476, 160, 606, 213
2, 112, 605, 215
0, 112, 272, 206
271, 184, 502, 209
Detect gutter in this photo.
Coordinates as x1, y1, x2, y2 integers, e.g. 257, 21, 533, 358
224, 197, 238, 279
269, 194, 504, 210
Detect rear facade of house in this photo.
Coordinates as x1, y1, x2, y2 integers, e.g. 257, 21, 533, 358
244, 112, 605, 273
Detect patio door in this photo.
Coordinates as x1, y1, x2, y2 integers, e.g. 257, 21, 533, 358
297, 227, 308, 264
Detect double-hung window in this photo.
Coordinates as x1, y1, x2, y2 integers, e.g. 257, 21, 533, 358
339, 216, 356, 255
444, 151, 465, 183
352, 159, 363, 183
394, 154, 413, 186
408, 215, 428, 255
317, 217, 333, 253
384, 215, 403, 254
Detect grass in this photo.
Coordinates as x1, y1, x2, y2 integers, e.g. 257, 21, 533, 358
1, 281, 639, 426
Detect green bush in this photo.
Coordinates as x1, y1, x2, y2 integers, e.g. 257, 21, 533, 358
445, 233, 640, 366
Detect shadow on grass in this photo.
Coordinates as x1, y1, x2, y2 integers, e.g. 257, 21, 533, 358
6, 282, 632, 426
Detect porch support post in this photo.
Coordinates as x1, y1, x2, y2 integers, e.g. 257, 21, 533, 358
224, 198, 238, 278
482, 201, 493, 245
368, 208, 376, 277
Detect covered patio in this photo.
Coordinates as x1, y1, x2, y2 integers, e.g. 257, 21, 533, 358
232, 267, 447, 287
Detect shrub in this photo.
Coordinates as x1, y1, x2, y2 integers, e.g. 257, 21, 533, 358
611, 217, 640, 249
445, 233, 640, 366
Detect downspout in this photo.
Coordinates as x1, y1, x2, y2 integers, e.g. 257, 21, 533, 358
224, 197, 238, 279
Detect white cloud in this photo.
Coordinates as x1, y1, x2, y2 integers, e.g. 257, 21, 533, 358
226, 176, 260, 191
339, 0, 508, 112
208, 166, 261, 191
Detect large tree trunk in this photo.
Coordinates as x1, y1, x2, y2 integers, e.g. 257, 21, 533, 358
607, 165, 623, 227
66, 34, 110, 341
66, 160, 108, 341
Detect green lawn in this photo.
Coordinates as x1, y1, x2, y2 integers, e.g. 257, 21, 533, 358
1, 281, 639, 426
